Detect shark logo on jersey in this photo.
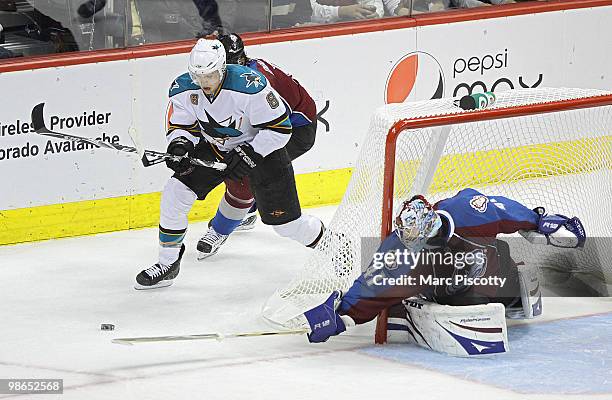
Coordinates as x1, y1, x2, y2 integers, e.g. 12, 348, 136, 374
171, 80, 180, 91
469, 195, 489, 213
199, 110, 243, 144
240, 72, 263, 88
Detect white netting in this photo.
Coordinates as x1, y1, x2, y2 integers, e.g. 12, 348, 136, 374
263, 88, 612, 326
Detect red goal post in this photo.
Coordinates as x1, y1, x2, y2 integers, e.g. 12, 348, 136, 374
375, 92, 612, 344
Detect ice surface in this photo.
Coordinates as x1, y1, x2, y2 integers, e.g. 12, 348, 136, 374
0, 205, 610, 400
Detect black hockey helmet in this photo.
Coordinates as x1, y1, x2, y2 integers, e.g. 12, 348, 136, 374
217, 33, 247, 65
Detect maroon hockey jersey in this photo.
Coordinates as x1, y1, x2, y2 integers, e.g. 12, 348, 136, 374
246, 58, 316, 127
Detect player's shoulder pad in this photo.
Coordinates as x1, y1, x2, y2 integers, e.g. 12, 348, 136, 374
455, 187, 482, 198
223, 64, 268, 95
169, 73, 200, 97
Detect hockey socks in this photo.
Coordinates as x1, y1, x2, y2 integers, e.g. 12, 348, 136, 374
158, 226, 186, 266
211, 192, 252, 235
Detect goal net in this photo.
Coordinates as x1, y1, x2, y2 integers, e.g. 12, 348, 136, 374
262, 87, 612, 336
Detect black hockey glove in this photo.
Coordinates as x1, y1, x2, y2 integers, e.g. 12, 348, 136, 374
224, 143, 264, 180
165, 137, 195, 174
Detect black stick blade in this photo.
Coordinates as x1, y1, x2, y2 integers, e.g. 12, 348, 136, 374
31, 103, 47, 132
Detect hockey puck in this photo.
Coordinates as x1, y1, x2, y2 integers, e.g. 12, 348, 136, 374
100, 324, 115, 331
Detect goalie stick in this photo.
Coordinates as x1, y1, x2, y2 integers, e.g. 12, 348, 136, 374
31, 103, 226, 171
112, 328, 309, 345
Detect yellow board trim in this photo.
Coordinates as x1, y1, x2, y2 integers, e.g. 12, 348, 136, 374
394, 136, 611, 197
0, 168, 353, 246
1, 136, 609, 246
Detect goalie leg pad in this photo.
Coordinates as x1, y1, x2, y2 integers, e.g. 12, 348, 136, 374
387, 298, 509, 357
506, 264, 543, 319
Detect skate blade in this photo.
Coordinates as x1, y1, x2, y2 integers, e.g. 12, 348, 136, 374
235, 224, 255, 232
134, 280, 174, 290
197, 251, 217, 261
235, 215, 257, 231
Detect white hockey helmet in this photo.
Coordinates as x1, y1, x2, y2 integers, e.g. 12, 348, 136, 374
188, 38, 227, 88
394, 195, 442, 249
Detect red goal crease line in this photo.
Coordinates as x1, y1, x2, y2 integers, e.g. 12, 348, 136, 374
374, 93, 612, 344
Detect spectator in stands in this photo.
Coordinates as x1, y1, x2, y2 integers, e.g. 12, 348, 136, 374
6, 2, 80, 55
271, 0, 313, 28
310, 0, 382, 24
0, 23, 15, 59
130, 0, 223, 43
193, 0, 224, 35
388, 0, 514, 15
453, 0, 515, 7
0, 47, 13, 59
75, 0, 223, 45
216, 0, 269, 33
387, 0, 447, 16
77, 0, 107, 18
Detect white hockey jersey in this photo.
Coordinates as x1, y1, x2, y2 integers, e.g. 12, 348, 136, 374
166, 64, 292, 157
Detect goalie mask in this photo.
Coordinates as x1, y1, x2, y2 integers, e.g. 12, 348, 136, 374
188, 38, 226, 95
218, 33, 246, 65
394, 195, 442, 249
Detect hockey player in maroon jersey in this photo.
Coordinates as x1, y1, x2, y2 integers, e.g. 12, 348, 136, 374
301, 189, 586, 354
197, 33, 319, 259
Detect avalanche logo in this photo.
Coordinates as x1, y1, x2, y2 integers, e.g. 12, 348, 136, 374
385, 51, 445, 104
469, 195, 489, 213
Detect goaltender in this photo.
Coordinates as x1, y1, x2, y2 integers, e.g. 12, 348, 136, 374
301, 188, 586, 355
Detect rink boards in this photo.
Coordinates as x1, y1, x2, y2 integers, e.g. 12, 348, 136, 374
0, 3, 611, 244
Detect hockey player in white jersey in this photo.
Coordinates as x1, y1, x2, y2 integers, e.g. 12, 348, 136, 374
198, 32, 319, 257
135, 39, 324, 290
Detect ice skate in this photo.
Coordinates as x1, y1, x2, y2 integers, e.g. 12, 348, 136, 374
235, 212, 257, 231
197, 226, 229, 260
134, 244, 185, 290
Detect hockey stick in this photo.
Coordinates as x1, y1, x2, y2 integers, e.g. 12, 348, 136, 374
112, 328, 309, 345
31, 103, 226, 171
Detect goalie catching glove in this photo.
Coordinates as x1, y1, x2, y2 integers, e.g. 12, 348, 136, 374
534, 207, 586, 248
224, 143, 263, 180
166, 137, 195, 174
